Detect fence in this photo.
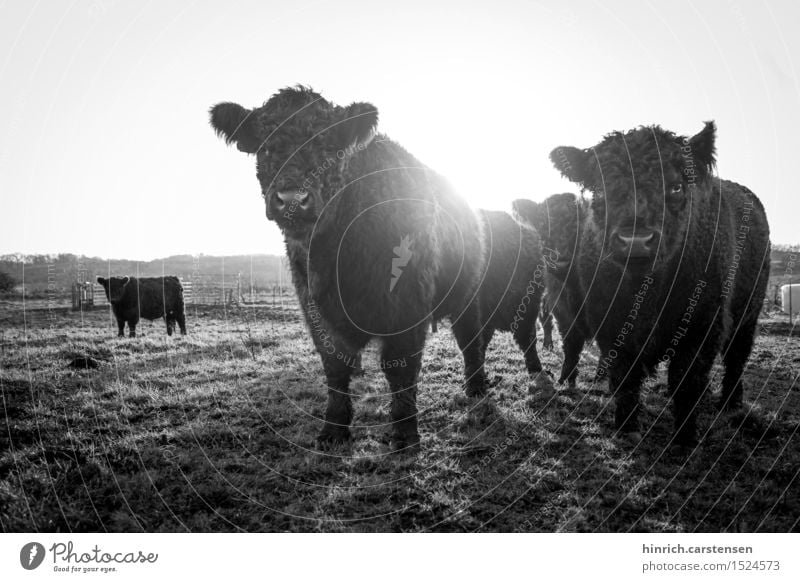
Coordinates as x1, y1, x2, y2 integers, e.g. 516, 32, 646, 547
82, 280, 294, 309
781, 283, 800, 318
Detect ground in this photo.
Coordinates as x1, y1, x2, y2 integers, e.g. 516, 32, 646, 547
0, 297, 798, 532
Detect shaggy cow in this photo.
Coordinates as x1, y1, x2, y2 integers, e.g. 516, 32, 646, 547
209, 86, 488, 451
550, 122, 770, 444
96, 276, 186, 337
475, 209, 547, 379
513, 193, 591, 386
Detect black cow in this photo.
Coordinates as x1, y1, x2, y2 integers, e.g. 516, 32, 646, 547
550, 122, 771, 444
209, 86, 488, 451
513, 193, 592, 386
475, 209, 549, 382
96, 276, 187, 337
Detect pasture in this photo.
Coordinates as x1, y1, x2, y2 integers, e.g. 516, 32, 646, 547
1, 298, 798, 532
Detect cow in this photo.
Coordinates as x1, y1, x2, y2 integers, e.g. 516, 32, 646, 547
474, 209, 549, 382
209, 86, 489, 451
513, 193, 592, 386
96, 276, 186, 337
549, 122, 771, 445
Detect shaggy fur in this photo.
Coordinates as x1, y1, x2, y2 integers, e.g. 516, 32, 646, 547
475, 209, 546, 376
210, 86, 488, 451
550, 122, 771, 444
96, 276, 186, 337
513, 193, 591, 386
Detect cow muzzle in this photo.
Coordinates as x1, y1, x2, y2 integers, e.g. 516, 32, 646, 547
611, 227, 660, 260
267, 189, 314, 223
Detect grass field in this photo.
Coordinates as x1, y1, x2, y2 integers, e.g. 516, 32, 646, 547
1, 297, 798, 532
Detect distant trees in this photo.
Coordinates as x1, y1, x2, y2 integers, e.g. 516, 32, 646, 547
0, 271, 17, 292
772, 243, 800, 253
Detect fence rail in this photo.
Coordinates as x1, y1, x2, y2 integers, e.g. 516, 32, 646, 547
75, 280, 294, 310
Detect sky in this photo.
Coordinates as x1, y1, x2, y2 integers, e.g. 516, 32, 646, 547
1, 0, 798, 260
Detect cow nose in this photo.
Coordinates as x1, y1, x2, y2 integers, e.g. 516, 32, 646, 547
611, 228, 660, 258
269, 189, 312, 218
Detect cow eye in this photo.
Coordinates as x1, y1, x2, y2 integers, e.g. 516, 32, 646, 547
669, 183, 682, 194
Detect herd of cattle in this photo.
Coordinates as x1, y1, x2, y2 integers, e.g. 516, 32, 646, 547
99, 85, 772, 454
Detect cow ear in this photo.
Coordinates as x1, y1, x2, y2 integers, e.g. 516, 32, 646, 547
209, 102, 262, 154
550, 146, 590, 185
512, 199, 546, 235
96, 277, 106, 286
338, 102, 378, 149
687, 121, 716, 173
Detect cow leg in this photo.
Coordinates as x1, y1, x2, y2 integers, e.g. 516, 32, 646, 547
512, 312, 543, 375
667, 349, 715, 446
608, 362, 644, 435
177, 312, 187, 335
558, 327, 586, 387
719, 316, 758, 411
166, 317, 174, 336
316, 349, 358, 447
540, 299, 554, 350
451, 301, 487, 397
382, 327, 425, 452
314, 331, 367, 448
352, 352, 364, 376
128, 320, 137, 338
116, 318, 125, 337
480, 326, 495, 367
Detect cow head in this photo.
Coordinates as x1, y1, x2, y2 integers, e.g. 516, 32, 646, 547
96, 276, 130, 304
549, 122, 716, 273
209, 86, 378, 240
513, 193, 582, 280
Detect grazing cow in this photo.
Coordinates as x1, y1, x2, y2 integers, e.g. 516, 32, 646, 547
475, 209, 548, 380
209, 86, 488, 451
96, 276, 186, 337
550, 122, 770, 444
514, 193, 591, 386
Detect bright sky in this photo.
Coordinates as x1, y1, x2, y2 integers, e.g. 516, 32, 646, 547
1, 0, 798, 260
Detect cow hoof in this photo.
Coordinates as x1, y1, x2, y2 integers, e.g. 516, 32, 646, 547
315, 429, 352, 450
391, 432, 421, 454
530, 371, 554, 392
557, 371, 579, 387
464, 381, 488, 398
527, 371, 555, 395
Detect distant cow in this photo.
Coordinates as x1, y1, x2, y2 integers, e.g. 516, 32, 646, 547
550, 122, 770, 444
513, 193, 591, 386
96, 276, 186, 337
475, 209, 549, 381
210, 86, 488, 451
